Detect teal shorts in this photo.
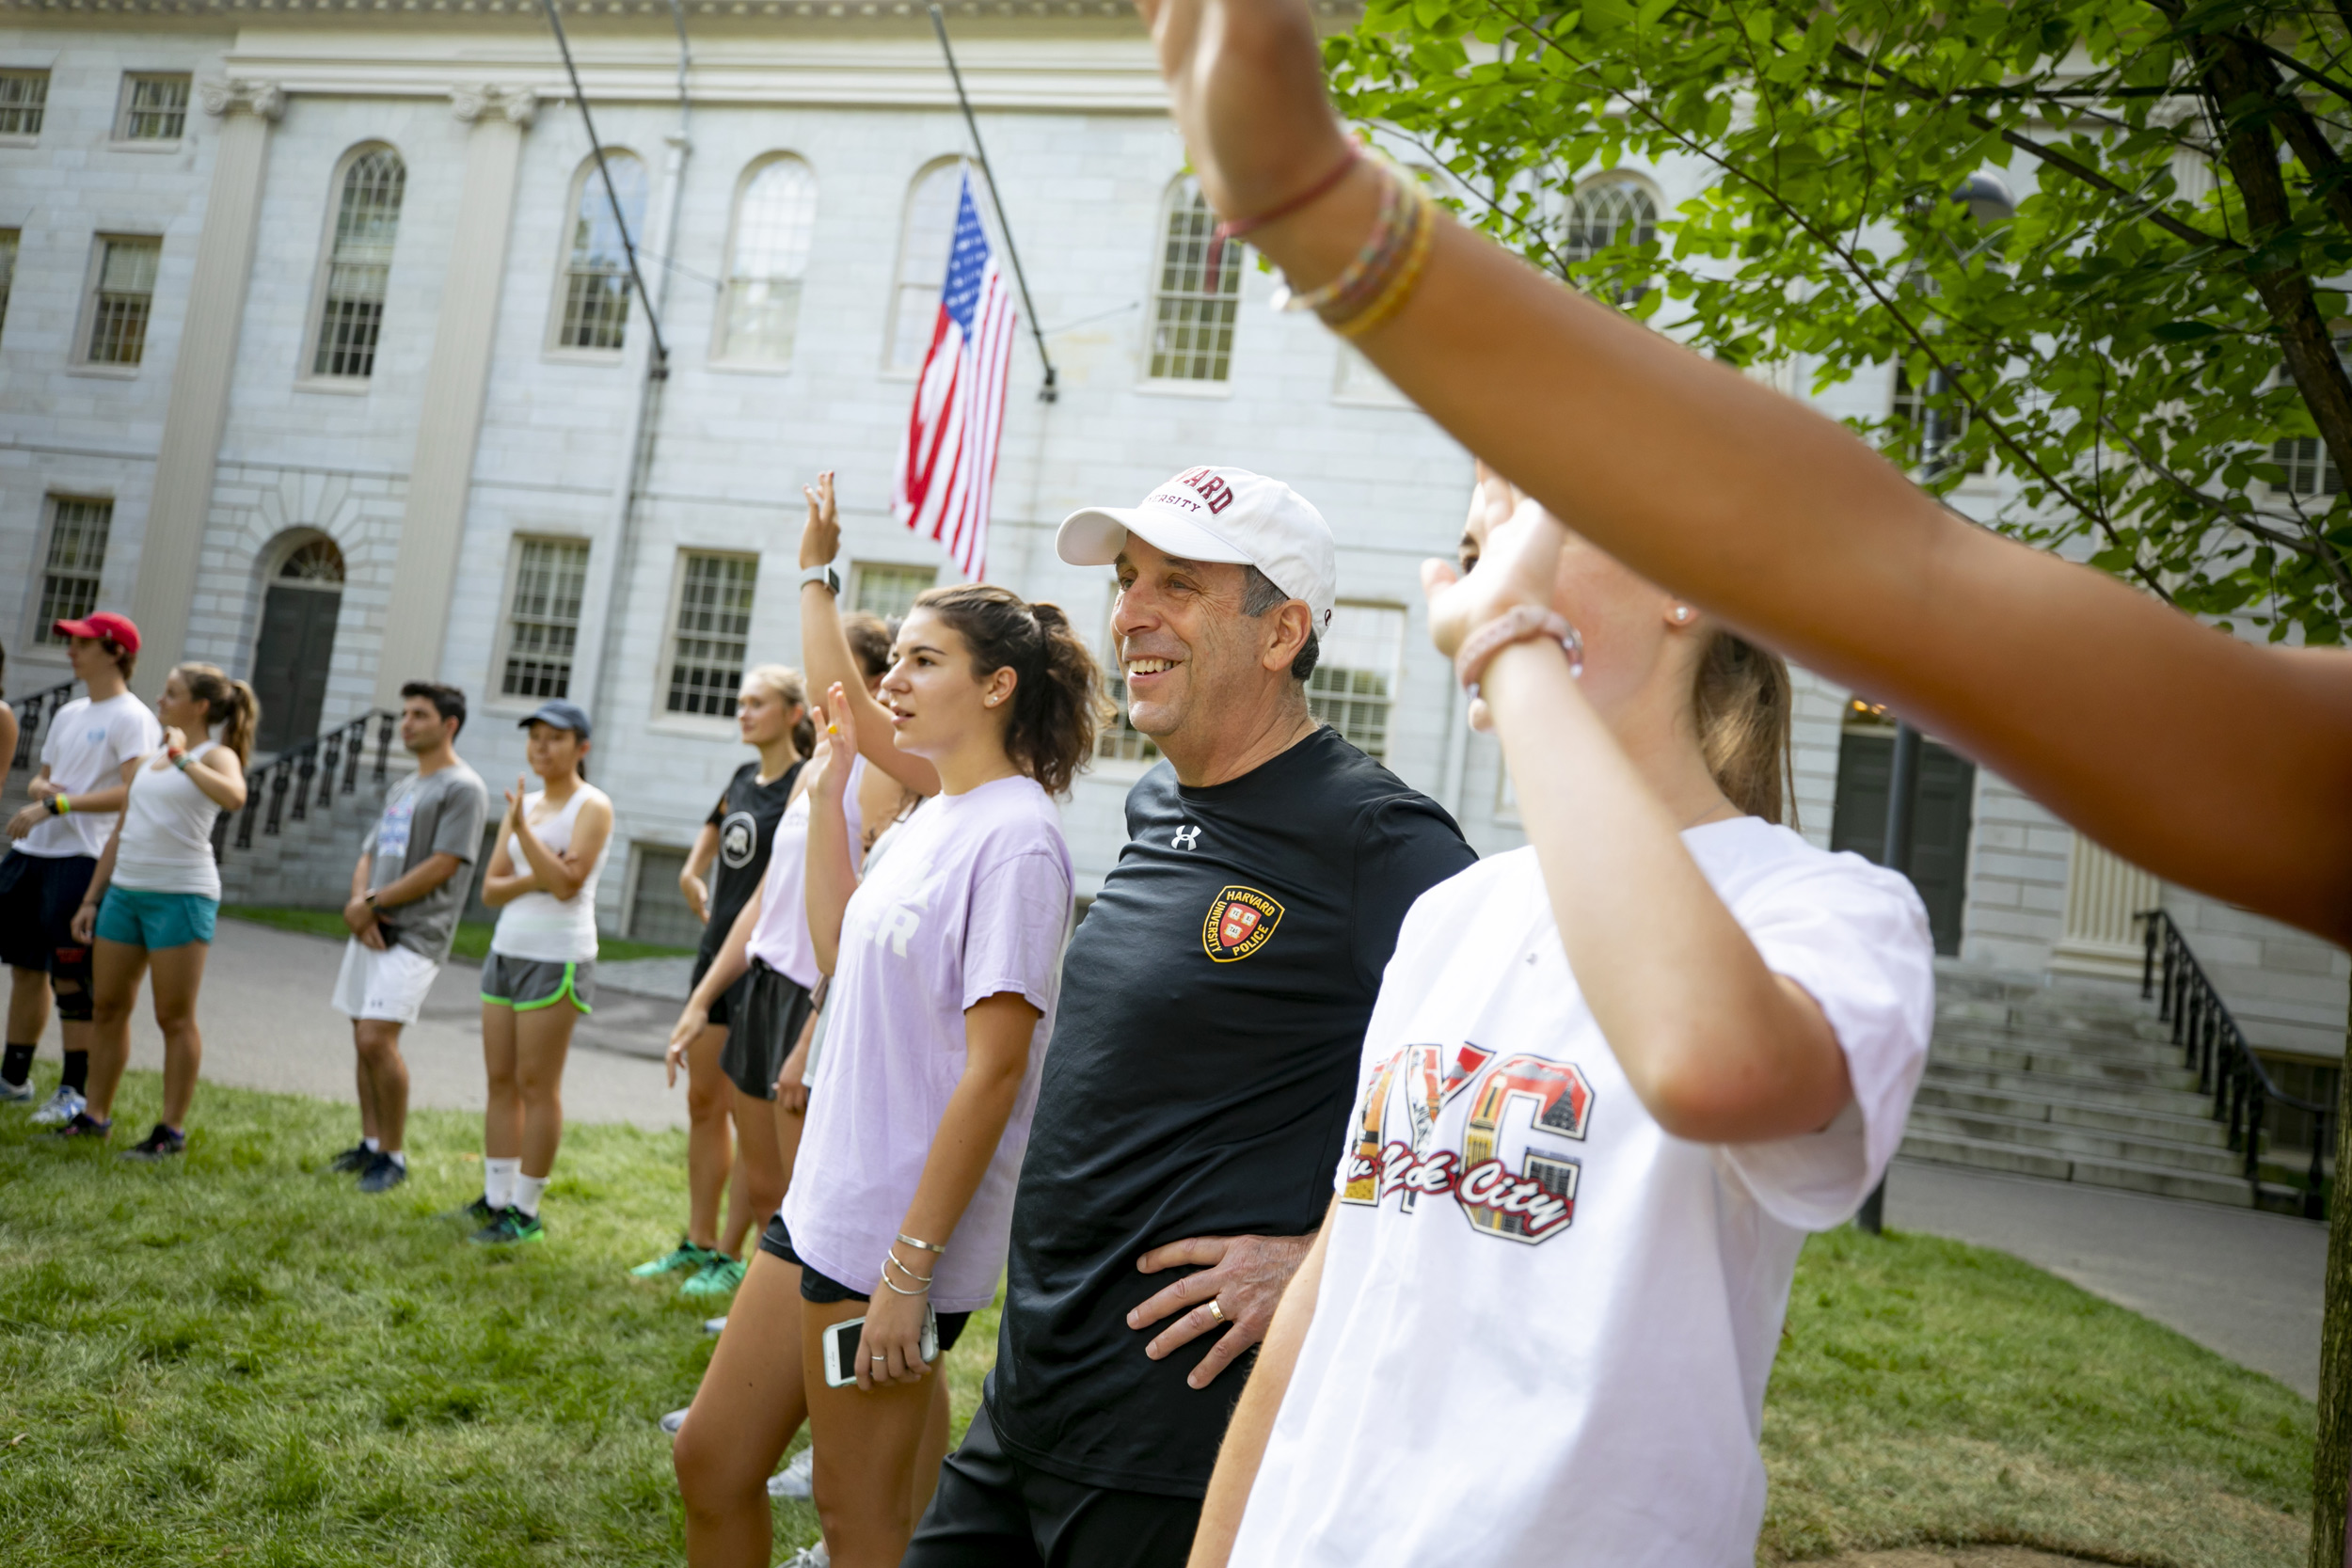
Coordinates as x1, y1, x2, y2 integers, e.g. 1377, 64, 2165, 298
95, 887, 218, 951
480, 954, 595, 1014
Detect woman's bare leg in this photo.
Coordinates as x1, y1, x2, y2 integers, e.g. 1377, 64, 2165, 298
82, 938, 148, 1122
725, 1085, 786, 1256
684, 1022, 733, 1249
146, 941, 209, 1129
803, 1298, 943, 1568
515, 1004, 576, 1179
675, 1250, 810, 1567
481, 1003, 521, 1159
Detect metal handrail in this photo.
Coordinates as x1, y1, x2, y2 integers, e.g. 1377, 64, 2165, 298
8, 678, 80, 774
2138, 908, 2331, 1218
230, 710, 399, 851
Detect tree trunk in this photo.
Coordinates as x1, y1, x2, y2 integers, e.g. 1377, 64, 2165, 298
2310, 1000, 2352, 1568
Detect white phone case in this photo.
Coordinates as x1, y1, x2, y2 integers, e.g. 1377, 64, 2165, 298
821, 1305, 941, 1388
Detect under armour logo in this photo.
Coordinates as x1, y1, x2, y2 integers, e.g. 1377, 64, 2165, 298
1171, 826, 1201, 851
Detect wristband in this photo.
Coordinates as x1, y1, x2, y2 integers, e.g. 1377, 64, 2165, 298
1214, 144, 1362, 244
49, 794, 69, 816
171, 752, 191, 772
1454, 606, 1585, 698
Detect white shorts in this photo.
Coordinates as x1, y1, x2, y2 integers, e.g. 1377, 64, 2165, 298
331, 939, 442, 1025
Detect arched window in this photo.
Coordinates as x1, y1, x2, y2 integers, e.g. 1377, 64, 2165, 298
718, 155, 818, 367
310, 146, 405, 380
1562, 176, 1657, 262
1148, 178, 1243, 383
888, 160, 987, 372
555, 150, 647, 354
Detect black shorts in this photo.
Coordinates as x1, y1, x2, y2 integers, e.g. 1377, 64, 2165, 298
903, 1401, 1202, 1568
688, 939, 752, 1029
0, 851, 97, 1020
755, 1216, 971, 1354
721, 959, 812, 1101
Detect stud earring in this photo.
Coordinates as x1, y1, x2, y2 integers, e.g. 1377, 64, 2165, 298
1673, 607, 1692, 623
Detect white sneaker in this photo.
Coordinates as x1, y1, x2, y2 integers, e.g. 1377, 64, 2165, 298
660, 1407, 690, 1436
776, 1544, 828, 1568
0, 1078, 33, 1105
767, 1447, 815, 1499
703, 1316, 727, 1336
29, 1086, 84, 1126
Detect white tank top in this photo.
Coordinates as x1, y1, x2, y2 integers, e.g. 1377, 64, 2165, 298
112, 741, 224, 899
747, 754, 867, 990
490, 785, 610, 963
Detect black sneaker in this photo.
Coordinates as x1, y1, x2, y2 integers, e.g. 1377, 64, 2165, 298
47, 1111, 111, 1141
357, 1151, 408, 1194
441, 1196, 499, 1227
119, 1124, 186, 1162
469, 1207, 545, 1246
326, 1141, 373, 1175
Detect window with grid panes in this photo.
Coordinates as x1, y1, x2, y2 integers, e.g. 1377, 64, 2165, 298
311, 148, 405, 379
2272, 436, 2344, 498
627, 845, 707, 945
1306, 604, 1406, 762
118, 73, 189, 141
557, 152, 647, 352
890, 163, 985, 372
36, 498, 111, 643
0, 230, 17, 341
1149, 180, 1243, 382
85, 236, 160, 366
1889, 363, 1985, 476
720, 155, 818, 366
666, 553, 757, 717
851, 562, 936, 622
501, 538, 591, 700
0, 71, 47, 136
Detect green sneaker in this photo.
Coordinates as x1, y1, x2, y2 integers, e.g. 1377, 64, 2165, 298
469, 1207, 545, 1246
631, 1238, 713, 1278
678, 1255, 747, 1299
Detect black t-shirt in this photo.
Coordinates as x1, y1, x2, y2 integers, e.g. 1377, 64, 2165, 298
698, 760, 803, 958
987, 726, 1476, 1497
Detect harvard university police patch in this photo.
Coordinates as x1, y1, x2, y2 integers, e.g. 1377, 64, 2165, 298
1202, 885, 1283, 962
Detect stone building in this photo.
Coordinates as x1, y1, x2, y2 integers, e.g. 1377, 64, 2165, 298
1, 4, 2341, 1121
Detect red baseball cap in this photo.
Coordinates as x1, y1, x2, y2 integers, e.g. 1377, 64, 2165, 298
54, 611, 141, 654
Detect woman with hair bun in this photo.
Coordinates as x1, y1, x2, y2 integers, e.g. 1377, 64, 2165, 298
673, 575, 1106, 1568
71, 663, 258, 1155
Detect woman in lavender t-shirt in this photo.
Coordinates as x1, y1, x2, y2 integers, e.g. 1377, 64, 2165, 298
673, 582, 1104, 1568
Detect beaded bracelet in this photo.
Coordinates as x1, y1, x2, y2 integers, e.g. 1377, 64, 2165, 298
1454, 605, 1586, 699
1330, 179, 1436, 340
1272, 160, 1410, 319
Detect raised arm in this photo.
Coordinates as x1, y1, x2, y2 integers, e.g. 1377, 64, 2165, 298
1137, 0, 2352, 945
798, 470, 941, 800
803, 689, 864, 976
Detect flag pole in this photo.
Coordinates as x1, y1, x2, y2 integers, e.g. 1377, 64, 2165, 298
928, 3, 1058, 404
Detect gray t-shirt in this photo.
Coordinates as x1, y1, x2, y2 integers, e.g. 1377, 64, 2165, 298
361, 761, 489, 965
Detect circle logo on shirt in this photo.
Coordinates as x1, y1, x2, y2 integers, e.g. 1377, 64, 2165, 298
719, 810, 759, 870
1201, 885, 1283, 963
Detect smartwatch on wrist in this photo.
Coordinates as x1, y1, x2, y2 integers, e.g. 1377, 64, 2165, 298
800, 563, 842, 597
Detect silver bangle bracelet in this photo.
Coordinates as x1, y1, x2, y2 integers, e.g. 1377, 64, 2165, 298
883, 1250, 934, 1291
880, 1271, 930, 1297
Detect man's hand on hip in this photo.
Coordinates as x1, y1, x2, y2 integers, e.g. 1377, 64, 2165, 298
1128, 1232, 1313, 1389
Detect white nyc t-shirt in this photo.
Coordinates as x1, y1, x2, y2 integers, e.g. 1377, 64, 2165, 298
22, 694, 163, 860
1230, 820, 1934, 1568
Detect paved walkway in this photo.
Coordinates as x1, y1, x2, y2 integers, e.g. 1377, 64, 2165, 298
94, 917, 692, 1132
1883, 1159, 2326, 1398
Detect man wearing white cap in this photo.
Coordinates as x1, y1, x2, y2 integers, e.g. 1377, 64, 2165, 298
905, 467, 1475, 1565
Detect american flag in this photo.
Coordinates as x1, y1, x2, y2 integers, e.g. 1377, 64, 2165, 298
892, 171, 1018, 580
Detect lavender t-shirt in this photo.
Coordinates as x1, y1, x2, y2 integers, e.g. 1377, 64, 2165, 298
782, 773, 1073, 1312
746, 755, 866, 990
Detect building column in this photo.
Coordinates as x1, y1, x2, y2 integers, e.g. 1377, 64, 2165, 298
372, 85, 537, 707
126, 77, 283, 696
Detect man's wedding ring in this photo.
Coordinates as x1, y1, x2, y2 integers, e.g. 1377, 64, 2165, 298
1206, 1299, 1226, 1324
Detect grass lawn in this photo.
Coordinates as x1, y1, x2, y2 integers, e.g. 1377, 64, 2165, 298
0, 1068, 2314, 1566
221, 905, 696, 966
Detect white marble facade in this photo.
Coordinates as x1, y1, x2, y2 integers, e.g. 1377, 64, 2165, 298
1, 5, 2340, 1062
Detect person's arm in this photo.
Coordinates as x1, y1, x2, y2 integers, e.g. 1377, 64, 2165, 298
798, 471, 941, 800
38, 756, 143, 821
373, 851, 467, 911
506, 788, 608, 904
803, 691, 864, 976
857, 989, 1042, 1389
479, 792, 533, 909
680, 820, 721, 926
343, 847, 389, 951
5, 766, 50, 841
1187, 1201, 1334, 1568
182, 736, 248, 813
0, 705, 18, 799
776, 1004, 818, 1113
68, 811, 130, 946
666, 882, 765, 1087
1136, 0, 2352, 947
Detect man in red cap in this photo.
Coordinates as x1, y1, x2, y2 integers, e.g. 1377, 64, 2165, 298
1, 613, 162, 1131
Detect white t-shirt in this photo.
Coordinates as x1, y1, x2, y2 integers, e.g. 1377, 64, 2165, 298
22, 694, 163, 860
1230, 820, 1934, 1568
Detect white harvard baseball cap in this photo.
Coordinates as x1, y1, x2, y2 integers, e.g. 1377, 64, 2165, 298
1057, 467, 1338, 629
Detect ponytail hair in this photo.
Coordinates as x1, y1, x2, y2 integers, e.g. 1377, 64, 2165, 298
1692, 630, 1794, 826
914, 584, 1109, 797
743, 662, 816, 761
175, 662, 261, 765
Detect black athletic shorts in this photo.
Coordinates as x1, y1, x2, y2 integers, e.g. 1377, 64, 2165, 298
688, 941, 752, 1029
903, 1401, 1203, 1568
722, 959, 813, 1101
755, 1216, 971, 1354
0, 851, 96, 1020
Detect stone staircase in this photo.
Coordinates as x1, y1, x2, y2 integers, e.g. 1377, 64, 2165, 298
1900, 962, 2290, 1210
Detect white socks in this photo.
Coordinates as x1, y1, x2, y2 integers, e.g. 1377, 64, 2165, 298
363, 1137, 381, 1153
514, 1173, 548, 1218
485, 1157, 519, 1210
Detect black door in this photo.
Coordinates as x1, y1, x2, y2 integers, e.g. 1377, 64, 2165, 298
251, 585, 342, 754
1831, 730, 1976, 955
